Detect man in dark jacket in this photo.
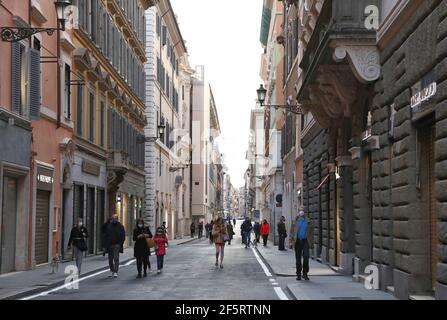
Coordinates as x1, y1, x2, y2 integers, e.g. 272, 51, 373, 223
278, 216, 287, 251
104, 214, 126, 278
253, 221, 261, 243
101, 217, 112, 256
198, 221, 204, 239
190, 222, 196, 238
241, 218, 253, 248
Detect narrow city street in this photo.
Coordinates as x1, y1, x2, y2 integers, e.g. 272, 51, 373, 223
22, 230, 289, 301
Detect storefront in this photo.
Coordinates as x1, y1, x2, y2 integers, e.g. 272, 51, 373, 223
0, 109, 32, 273
35, 165, 54, 265
71, 150, 107, 256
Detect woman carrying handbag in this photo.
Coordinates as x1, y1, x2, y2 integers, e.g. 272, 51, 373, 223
68, 218, 88, 276
212, 217, 228, 269
133, 219, 153, 278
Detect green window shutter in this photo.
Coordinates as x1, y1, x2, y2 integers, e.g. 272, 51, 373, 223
260, 6, 272, 46
11, 42, 22, 115
28, 47, 41, 120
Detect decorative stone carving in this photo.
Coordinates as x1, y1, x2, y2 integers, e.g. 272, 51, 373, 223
349, 147, 361, 160
333, 45, 381, 84
365, 135, 380, 151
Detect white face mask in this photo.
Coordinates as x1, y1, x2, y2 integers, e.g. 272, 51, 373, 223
138, 224, 143, 228
298, 211, 305, 217
78, 222, 83, 227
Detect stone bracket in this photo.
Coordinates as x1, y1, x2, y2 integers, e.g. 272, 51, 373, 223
349, 147, 361, 160
364, 135, 380, 151
333, 45, 381, 84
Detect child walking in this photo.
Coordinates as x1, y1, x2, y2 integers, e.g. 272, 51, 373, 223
153, 226, 168, 274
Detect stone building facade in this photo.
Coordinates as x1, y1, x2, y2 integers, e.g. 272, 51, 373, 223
370, 0, 447, 299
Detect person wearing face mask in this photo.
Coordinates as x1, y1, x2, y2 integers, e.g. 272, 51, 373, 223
292, 207, 313, 281
133, 219, 153, 278
68, 218, 88, 275
104, 214, 126, 278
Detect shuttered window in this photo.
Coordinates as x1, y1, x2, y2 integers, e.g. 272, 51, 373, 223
162, 25, 167, 46
64, 64, 71, 119
76, 84, 83, 135
11, 42, 24, 115
89, 92, 95, 142
100, 101, 105, 147
28, 47, 41, 120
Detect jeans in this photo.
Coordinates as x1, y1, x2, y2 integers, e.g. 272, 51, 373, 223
198, 229, 203, 238
243, 232, 251, 247
136, 255, 150, 275
255, 233, 260, 243
262, 235, 268, 246
295, 239, 310, 276
279, 234, 286, 250
73, 246, 84, 275
157, 255, 164, 270
108, 244, 121, 273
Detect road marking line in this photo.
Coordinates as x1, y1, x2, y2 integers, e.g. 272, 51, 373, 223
272, 282, 279, 285
251, 247, 272, 277
269, 279, 275, 282
20, 259, 136, 300
274, 287, 289, 300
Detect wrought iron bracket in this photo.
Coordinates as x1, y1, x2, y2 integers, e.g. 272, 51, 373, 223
261, 104, 303, 115
1, 27, 58, 42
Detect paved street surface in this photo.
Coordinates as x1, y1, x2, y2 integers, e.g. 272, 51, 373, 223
22, 234, 286, 300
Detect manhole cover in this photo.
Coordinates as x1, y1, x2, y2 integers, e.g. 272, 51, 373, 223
331, 297, 362, 300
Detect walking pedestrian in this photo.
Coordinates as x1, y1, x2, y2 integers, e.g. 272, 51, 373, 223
226, 222, 235, 245
209, 220, 214, 244
133, 219, 152, 279
212, 217, 228, 268
292, 207, 313, 281
241, 217, 253, 248
198, 221, 204, 239
153, 227, 169, 274
278, 216, 287, 251
205, 222, 210, 239
260, 219, 270, 247
161, 221, 168, 236
190, 222, 196, 238
101, 217, 112, 256
253, 221, 261, 243
233, 218, 236, 227
68, 218, 88, 275
104, 214, 126, 278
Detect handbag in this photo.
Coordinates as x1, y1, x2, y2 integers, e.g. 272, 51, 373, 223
146, 238, 156, 248
223, 234, 230, 242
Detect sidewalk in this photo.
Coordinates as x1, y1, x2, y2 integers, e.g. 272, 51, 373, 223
0, 236, 198, 300
255, 243, 396, 300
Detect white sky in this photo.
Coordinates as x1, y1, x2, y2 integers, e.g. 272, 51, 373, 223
171, 0, 264, 188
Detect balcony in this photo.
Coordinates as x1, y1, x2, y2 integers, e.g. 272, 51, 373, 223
107, 150, 129, 190
298, 0, 381, 129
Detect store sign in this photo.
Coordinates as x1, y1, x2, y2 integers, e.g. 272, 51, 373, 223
82, 160, 100, 176
411, 82, 437, 110
37, 167, 53, 191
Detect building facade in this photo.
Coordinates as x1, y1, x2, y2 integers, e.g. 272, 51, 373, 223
191, 66, 221, 224
144, 1, 192, 239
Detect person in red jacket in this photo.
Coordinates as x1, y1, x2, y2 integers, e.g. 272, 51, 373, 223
153, 227, 169, 274
260, 219, 270, 247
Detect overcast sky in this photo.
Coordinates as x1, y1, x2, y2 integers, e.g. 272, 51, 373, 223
171, 0, 264, 188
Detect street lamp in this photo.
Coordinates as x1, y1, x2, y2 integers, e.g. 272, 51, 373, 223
1, 0, 72, 42
138, 120, 166, 143
256, 84, 303, 115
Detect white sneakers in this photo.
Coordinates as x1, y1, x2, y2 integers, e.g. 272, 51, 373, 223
113, 272, 118, 278
157, 270, 161, 274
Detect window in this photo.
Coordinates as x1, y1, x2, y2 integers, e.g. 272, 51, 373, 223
64, 64, 71, 119
89, 92, 95, 142
100, 101, 105, 146
76, 85, 83, 135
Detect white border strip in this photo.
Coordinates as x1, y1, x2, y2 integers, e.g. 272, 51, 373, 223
21, 259, 136, 300
251, 248, 272, 277
274, 287, 289, 300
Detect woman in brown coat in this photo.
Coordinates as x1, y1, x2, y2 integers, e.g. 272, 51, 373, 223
212, 217, 228, 269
